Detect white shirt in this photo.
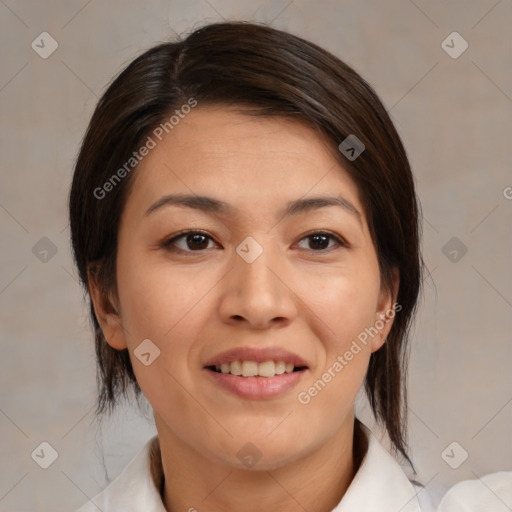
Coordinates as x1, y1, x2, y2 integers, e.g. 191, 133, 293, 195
437, 471, 512, 511
75, 423, 432, 511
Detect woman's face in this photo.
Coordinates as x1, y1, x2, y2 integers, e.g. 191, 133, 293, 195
92, 106, 398, 469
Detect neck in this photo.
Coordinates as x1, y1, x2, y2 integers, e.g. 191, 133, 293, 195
156, 416, 366, 512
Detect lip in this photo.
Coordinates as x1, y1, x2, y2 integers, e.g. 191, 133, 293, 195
202, 346, 309, 400
204, 367, 308, 399
203, 346, 309, 368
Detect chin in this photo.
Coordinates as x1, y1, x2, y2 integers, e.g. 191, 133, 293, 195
209, 435, 310, 472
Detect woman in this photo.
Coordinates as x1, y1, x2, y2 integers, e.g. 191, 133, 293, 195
69, 20, 431, 511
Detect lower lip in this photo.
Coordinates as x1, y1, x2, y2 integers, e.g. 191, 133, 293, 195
204, 368, 307, 399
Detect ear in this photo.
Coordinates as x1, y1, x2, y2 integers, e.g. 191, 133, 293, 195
370, 266, 400, 353
87, 265, 128, 350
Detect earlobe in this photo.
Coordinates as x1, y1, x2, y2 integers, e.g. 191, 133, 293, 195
371, 267, 400, 353
87, 266, 128, 350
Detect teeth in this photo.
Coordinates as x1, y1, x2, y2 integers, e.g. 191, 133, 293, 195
230, 361, 242, 376
242, 361, 258, 377
275, 361, 286, 375
213, 360, 300, 377
258, 360, 275, 377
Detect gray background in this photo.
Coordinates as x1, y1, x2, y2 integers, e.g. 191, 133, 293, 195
0, 0, 511, 510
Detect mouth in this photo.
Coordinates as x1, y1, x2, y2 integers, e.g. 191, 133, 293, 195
205, 360, 308, 377
203, 346, 309, 400
202, 347, 309, 399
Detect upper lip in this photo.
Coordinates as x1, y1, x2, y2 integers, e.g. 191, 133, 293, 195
203, 347, 309, 368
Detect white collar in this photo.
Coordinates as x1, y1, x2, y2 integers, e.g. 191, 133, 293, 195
76, 435, 167, 512
332, 423, 424, 511
76, 423, 425, 512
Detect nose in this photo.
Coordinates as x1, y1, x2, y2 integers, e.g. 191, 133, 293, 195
217, 239, 298, 330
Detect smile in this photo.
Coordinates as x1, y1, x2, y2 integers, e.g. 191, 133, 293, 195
204, 363, 308, 399
207, 360, 307, 378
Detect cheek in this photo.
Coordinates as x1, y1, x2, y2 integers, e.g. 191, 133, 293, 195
296, 263, 381, 410
115, 261, 207, 428
116, 249, 212, 344
296, 278, 376, 423
115, 250, 216, 400
313, 268, 382, 351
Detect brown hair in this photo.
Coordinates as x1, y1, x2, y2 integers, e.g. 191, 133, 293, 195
69, 20, 423, 465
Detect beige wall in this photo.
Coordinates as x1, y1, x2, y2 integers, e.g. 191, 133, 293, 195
0, 1, 511, 509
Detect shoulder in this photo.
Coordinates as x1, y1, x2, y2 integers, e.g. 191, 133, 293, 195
74, 435, 165, 512
437, 472, 512, 511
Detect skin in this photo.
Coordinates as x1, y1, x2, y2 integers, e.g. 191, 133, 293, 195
89, 106, 399, 512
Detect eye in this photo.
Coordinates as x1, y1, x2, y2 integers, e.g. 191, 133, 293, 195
296, 231, 347, 251
161, 229, 347, 255
161, 230, 217, 253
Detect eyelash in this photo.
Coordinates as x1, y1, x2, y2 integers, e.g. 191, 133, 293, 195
160, 230, 348, 255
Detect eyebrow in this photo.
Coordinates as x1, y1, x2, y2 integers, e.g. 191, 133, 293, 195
144, 193, 362, 224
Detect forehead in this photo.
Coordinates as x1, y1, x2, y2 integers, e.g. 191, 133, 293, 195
125, 106, 365, 221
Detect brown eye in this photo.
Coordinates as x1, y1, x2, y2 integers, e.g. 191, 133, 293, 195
297, 231, 346, 251
184, 233, 210, 250
162, 231, 216, 253
309, 234, 330, 250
